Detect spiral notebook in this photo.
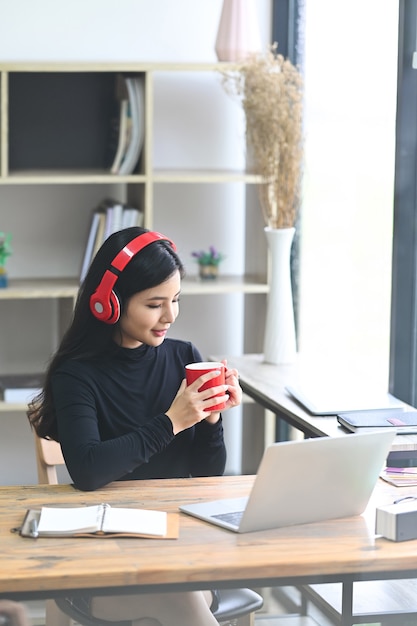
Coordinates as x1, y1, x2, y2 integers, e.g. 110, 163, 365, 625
19, 504, 179, 539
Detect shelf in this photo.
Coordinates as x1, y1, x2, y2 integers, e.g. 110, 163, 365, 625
0, 276, 268, 300
0, 401, 29, 412
152, 170, 263, 184
0, 62, 268, 425
0, 171, 148, 185
0, 169, 263, 185
0, 61, 240, 74
0, 278, 79, 300
181, 275, 268, 295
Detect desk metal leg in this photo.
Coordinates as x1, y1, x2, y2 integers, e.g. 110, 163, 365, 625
341, 581, 353, 626
264, 408, 291, 443
275, 414, 290, 441
264, 410, 277, 447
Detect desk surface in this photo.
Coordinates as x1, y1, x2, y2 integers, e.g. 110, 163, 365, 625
216, 353, 417, 451
2, 476, 417, 600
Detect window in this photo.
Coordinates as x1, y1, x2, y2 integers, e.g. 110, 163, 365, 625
274, 1, 399, 391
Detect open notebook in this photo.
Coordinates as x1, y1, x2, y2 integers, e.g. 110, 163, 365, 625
180, 430, 395, 533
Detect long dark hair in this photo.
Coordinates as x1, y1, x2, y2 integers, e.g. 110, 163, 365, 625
28, 226, 185, 440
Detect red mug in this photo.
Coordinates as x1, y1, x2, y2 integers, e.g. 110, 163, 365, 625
185, 361, 226, 411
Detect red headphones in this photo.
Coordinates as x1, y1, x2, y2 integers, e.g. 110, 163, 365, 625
89, 231, 177, 324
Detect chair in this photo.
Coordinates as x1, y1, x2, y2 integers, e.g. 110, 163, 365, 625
34, 435, 64, 484
55, 589, 263, 626
33, 435, 264, 626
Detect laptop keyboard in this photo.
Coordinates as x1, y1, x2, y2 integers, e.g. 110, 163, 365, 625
212, 510, 244, 526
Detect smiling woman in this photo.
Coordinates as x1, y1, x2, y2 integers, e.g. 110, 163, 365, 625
26, 225, 244, 626
118, 274, 181, 348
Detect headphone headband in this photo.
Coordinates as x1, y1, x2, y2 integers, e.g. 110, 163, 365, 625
90, 231, 177, 324
112, 232, 176, 272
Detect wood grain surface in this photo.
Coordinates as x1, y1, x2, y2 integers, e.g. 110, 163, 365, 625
1, 476, 417, 599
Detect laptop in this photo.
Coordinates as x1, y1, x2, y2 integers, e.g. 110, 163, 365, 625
180, 430, 395, 533
285, 384, 404, 416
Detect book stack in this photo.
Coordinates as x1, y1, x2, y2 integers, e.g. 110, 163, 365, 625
380, 467, 417, 487
109, 74, 145, 176
79, 199, 144, 283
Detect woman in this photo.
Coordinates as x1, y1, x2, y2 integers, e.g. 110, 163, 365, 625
28, 227, 242, 626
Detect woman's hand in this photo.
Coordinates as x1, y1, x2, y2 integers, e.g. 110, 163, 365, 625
165, 370, 229, 435
205, 359, 242, 424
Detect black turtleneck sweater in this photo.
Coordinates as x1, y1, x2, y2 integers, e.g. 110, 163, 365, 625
52, 339, 226, 491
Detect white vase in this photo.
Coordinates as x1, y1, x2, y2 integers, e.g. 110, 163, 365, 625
215, 0, 261, 62
263, 227, 297, 364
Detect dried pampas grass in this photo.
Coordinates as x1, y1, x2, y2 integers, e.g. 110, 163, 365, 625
221, 44, 304, 229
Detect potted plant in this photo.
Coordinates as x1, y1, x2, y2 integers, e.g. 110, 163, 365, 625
221, 45, 304, 363
0, 232, 12, 288
191, 245, 226, 280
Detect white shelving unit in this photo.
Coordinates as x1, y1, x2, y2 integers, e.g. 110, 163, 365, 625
0, 62, 268, 478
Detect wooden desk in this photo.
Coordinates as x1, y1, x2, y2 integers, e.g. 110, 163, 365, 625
1, 476, 417, 602
215, 353, 417, 452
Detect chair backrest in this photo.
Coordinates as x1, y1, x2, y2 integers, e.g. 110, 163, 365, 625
34, 434, 65, 485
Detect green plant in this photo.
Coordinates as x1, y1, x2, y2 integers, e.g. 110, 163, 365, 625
0, 232, 12, 268
191, 245, 225, 266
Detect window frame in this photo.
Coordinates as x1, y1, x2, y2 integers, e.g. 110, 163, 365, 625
390, 0, 417, 405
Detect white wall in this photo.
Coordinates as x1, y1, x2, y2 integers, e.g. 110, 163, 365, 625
0, 0, 272, 482
0, 0, 271, 63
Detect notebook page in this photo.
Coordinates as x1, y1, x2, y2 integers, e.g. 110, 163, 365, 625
101, 506, 167, 536
37, 505, 103, 534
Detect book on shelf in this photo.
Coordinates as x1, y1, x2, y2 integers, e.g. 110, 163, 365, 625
121, 207, 143, 229
79, 210, 102, 284
0, 373, 44, 403
103, 202, 124, 241
117, 76, 145, 176
91, 210, 107, 260
79, 200, 144, 283
110, 98, 129, 174
20, 503, 179, 539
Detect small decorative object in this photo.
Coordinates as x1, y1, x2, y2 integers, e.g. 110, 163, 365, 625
215, 0, 261, 62
221, 45, 304, 364
0, 232, 12, 288
191, 246, 226, 280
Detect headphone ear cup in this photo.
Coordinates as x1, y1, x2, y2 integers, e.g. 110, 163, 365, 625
90, 288, 120, 324
106, 290, 121, 325
89, 231, 175, 325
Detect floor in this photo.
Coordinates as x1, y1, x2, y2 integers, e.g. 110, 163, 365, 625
25, 588, 387, 626
255, 583, 417, 626
253, 587, 336, 626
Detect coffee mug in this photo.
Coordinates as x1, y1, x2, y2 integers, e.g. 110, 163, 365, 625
185, 361, 226, 411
